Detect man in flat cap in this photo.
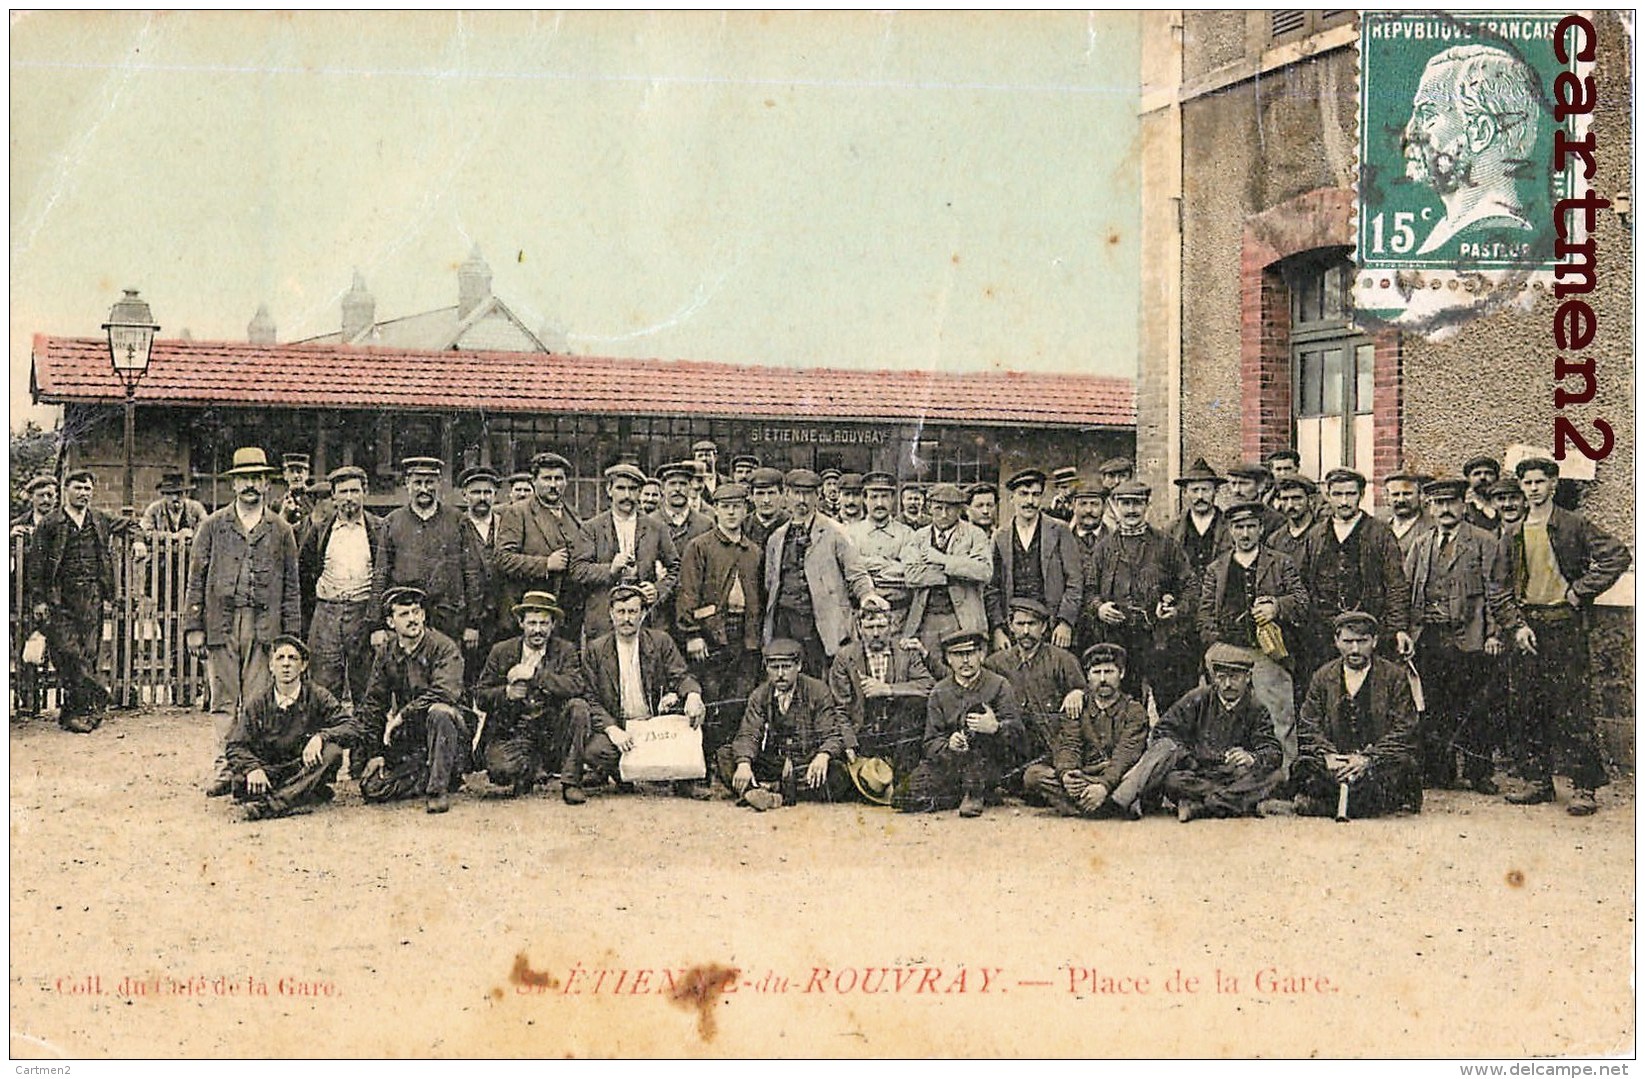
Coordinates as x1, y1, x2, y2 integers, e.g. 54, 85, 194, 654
474, 591, 593, 802
896, 629, 1025, 818
355, 586, 473, 814
1404, 478, 1503, 791
966, 483, 1000, 534
1292, 612, 1422, 817
579, 583, 706, 797
836, 473, 866, 525
722, 638, 853, 809
495, 450, 584, 636
1381, 471, 1435, 559
744, 466, 791, 551
1027, 642, 1149, 817
140, 472, 207, 537
458, 465, 507, 651
1489, 457, 1629, 815
691, 440, 723, 497
1461, 454, 1503, 534
185, 448, 302, 789
1266, 475, 1319, 561
12, 474, 58, 537
903, 481, 993, 660
1298, 468, 1413, 662
1097, 458, 1135, 532
1488, 476, 1527, 529
984, 468, 1083, 655
729, 454, 760, 487
1079, 478, 1196, 708
506, 472, 535, 505
844, 471, 916, 635
1225, 463, 1286, 537
299, 464, 386, 707
1110, 643, 1283, 821
572, 462, 680, 639
1068, 478, 1110, 562
28, 469, 123, 733
638, 476, 663, 517
1169, 457, 1231, 600
828, 594, 936, 780
819, 469, 843, 520
12, 474, 59, 716
676, 482, 766, 765
763, 468, 878, 677
274, 452, 313, 529
898, 482, 929, 531
1046, 466, 1080, 522
225, 635, 358, 821
650, 460, 714, 643
372, 457, 484, 659
986, 597, 1086, 797
1196, 501, 1309, 771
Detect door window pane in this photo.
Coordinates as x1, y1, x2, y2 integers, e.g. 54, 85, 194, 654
1321, 348, 1344, 414
1355, 343, 1376, 415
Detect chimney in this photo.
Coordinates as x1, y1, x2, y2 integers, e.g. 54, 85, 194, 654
341, 270, 375, 343
247, 303, 277, 345
457, 244, 492, 320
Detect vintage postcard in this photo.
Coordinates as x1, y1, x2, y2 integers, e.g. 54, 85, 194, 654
8, 10, 1634, 1063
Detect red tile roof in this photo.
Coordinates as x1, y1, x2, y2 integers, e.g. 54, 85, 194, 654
31, 335, 1134, 428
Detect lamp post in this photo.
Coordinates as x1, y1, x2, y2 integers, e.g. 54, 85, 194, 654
103, 289, 160, 514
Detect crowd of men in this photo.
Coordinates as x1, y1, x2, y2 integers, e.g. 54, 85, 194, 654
13, 439, 1630, 824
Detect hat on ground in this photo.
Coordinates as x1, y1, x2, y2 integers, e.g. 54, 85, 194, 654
1461, 454, 1501, 476
223, 447, 281, 478
1082, 642, 1129, 670
748, 466, 785, 489
1007, 597, 1051, 620
512, 590, 565, 619
1422, 478, 1469, 500
604, 463, 647, 486
731, 454, 760, 470
847, 756, 896, 807
784, 468, 822, 490
529, 452, 572, 475
858, 594, 892, 615
63, 468, 95, 485
1204, 642, 1258, 671
708, 482, 749, 504
1274, 475, 1317, 495
861, 471, 896, 492
155, 471, 194, 494
1332, 610, 1380, 636
939, 629, 990, 655
762, 638, 804, 662
1224, 501, 1268, 525
1051, 466, 1079, 485
381, 586, 428, 611
458, 466, 500, 489
1004, 467, 1047, 491
1488, 477, 1526, 498
839, 472, 865, 493
281, 453, 311, 470
608, 582, 649, 606
1322, 467, 1368, 489
400, 456, 444, 476
926, 482, 966, 505
1109, 479, 1152, 500
1174, 457, 1225, 486
1515, 456, 1559, 479
656, 460, 697, 482
691, 440, 718, 453
25, 475, 58, 494
1227, 463, 1273, 482
268, 634, 310, 661
327, 465, 368, 487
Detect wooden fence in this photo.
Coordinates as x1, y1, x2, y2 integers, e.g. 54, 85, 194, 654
11, 531, 208, 713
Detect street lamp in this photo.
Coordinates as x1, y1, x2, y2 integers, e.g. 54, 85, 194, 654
103, 288, 160, 513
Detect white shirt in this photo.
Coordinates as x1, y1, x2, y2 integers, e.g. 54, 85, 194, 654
1189, 509, 1217, 536
63, 506, 88, 530
1332, 513, 1364, 543
613, 511, 638, 558
274, 684, 301, 710
616, 633, 649, 722
316, 515, 373, 602
235, 502, 265, 534
1342, 665, 1370, 699
467, 513, 493, 545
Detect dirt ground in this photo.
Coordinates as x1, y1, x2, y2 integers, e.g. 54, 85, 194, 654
8, 704, 1635, 1060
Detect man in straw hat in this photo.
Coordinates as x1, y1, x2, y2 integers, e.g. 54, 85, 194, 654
722, 638, 853, 810
185, 447, 301, 793
474, 591, 594, 803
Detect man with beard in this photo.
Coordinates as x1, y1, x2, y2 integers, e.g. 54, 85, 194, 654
827, 594, 935, 780
1462, 455, 1504, 533
762, 469, 877, 677
903, 482, 993, 661
1404, 478, 1503, 792
836, 472, 867, 526
1299, 469, 1413, 661
27, 469, 121, 733
457, 466, 507, 686
226, 635, 358, 821
356, 587, 473, 814
1169, 457, 1230, 597
495, 452, 584, 635
372, 458, 483, 659
299, 465, 385, 707
984, 468, 1083, 654
1490, 457, 1629, 816
185, 449, 301, 793
723, 638, 852, 810
844, 471, 915, 635
1292, 612, 1422, 817
572, 463, 680, 640
1028, 642, 1149, 818
985, 598, 1085, 798
1381, 471, 1435, 558
1079, 479, 1195, 707
474, 591, 593, 802
966, 483, 999, 534
1069, 480, 1110, 561
743, 466, 790, 550
1110, 643, 1283, 821
896, 629, 1025, 818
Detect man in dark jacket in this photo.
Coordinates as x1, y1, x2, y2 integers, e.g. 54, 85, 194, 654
722, 637, 853, 809
1298, 468, 1413, 659
896, 629, 1026, 818
225, 635, 359, 821
572, 463, 681, 640
984, 468, 1083, 653
1293, 612, 1421, 818
371, 457, 483, 656
985, 597, 1085, 791
676, 482, 766, 759
298, 465, 384, 706
828, 595, 936, 778
1028, 643, 1149, 818
493, 452, 584, 634
26, 469, 120, 732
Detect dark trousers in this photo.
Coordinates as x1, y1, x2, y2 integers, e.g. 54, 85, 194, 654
1518, 610, 1608, 790
712, 744, 853, 804
308, 599, 375, 707
1162, 762, 1282, 818
855, 698, 928, 778
46, 588, 107, 721
692, 639, 761, 761
484, 699, 592, 788
360, 703, 472, 802
1413, 631, 1496, 785
1292, 757, 1421, 818
772, 606, 829, 679
233, 742, 346, 814
895, 737, 1013, 812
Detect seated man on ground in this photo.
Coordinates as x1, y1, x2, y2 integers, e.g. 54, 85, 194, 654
473, 591, 594, 804
827, 594, 936, 780
1292, 611, 1422, 818
721, 638, 853, 810
895, 629, 1026, 818
984, 597, 1085, 801
225, 634, 358, 822
1027, 642, 1149, 818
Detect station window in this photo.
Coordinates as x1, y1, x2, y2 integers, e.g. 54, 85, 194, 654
1284, 248, 1372, 482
